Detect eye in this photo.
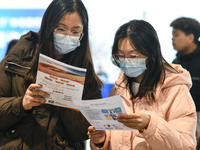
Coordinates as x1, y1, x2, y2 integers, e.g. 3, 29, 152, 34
129, 54, 137, 58
55, 27, 66, 32
72, 31, 80, 34
71, 30, 82, 37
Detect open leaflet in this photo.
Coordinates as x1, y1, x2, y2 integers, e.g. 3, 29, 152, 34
74, 95, 135, 131
36, 53, 86, 109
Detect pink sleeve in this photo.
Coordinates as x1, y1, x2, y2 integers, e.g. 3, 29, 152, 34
138, 85, 197, 150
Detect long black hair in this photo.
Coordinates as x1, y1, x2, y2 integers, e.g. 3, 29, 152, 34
112, 20, 177, 101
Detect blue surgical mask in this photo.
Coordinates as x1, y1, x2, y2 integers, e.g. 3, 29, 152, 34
120, 58, 146, 77
53, 32, 81, 54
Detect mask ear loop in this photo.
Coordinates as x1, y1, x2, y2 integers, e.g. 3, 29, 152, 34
111, 55, 120, 67
79, 33, 84, 41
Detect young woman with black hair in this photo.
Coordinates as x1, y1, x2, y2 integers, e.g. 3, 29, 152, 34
88, 19, 196, 150
0, 0, 102, 149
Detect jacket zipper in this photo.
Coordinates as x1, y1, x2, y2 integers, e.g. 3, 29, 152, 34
5, 61, 31, 70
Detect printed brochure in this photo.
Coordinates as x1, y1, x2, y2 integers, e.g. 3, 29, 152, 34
74, 95, 135, 130
36, 53, 86, 109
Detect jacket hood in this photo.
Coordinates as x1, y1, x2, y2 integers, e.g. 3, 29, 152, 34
160, 64, 192, 90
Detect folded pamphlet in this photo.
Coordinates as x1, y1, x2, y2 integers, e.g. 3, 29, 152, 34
74, 95, 135, 130
36, 53, 86, 109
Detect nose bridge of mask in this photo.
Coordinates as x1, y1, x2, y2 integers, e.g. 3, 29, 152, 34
54, 32, 80, 43
120, 58, 147, 70
125, 58, 145, 65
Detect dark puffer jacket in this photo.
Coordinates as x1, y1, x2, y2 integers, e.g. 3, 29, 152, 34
172, 47, 200, 111
0, 31, 102, 150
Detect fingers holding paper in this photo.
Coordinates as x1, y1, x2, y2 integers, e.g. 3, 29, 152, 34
117, 113, 150, 131
22, 83, 50, 110
87, 126, 106, 145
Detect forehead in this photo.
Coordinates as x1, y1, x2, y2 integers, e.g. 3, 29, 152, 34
118, 38, 136, 52
172, 28, 185, 35
58, 12, 83, 28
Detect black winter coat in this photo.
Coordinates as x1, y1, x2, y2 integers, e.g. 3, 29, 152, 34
173, 47, 200, 111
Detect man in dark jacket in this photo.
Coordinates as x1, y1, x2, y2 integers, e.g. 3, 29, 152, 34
170, 17, 200, 148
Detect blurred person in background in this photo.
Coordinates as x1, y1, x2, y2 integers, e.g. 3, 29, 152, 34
97, 65, 108, 83
170, 17, 200, 148
0, 0, 102, 149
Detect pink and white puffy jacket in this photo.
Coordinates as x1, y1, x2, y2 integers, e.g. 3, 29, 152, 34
90, 64, 197, 150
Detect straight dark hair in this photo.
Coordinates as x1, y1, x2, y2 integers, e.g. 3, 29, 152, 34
112, 20, 177, 101
26, 0, 102, 91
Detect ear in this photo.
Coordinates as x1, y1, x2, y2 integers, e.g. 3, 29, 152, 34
188, 33, 195, 43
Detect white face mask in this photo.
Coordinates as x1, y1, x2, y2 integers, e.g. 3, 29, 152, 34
120, 58, 146, 78
53, 32, 81, 54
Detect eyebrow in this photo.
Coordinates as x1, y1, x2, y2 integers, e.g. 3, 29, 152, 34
57, 23, 83, 29
118, 49, 137, 53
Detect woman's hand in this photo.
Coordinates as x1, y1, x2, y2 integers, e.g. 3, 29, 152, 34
117, 113, 150, 131
87, 126, 106, 147
22, 83, 50, 110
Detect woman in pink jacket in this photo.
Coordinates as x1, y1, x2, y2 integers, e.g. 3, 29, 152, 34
88, 20, 197, 150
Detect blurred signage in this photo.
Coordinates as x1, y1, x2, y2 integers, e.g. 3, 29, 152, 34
0, 9, 45, 61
